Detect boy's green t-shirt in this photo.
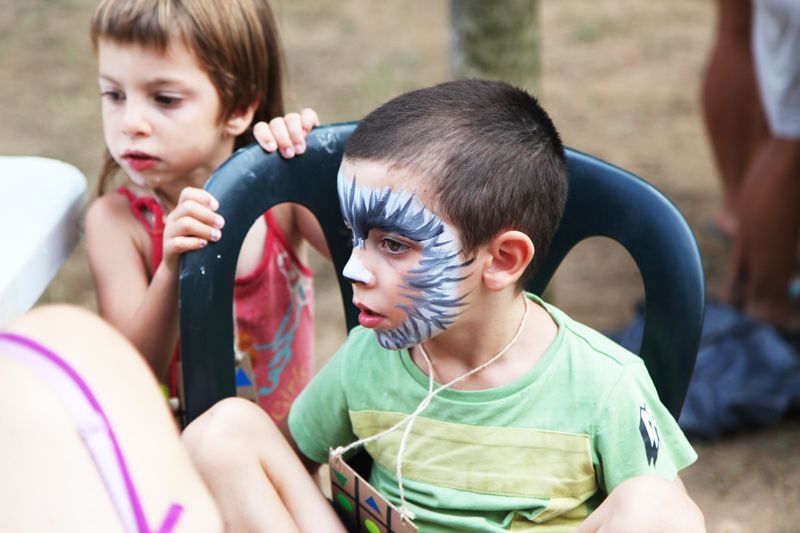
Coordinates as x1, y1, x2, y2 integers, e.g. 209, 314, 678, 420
289, 294, 696, 532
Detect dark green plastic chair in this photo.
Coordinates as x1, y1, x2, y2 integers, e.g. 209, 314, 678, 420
178, 122, 705, 425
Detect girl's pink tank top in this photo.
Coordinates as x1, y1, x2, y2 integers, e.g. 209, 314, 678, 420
117, 187, 314, 422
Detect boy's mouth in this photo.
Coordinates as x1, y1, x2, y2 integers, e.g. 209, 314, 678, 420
356, 304, 386, 329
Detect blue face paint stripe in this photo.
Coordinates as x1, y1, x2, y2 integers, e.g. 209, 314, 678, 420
337, 169, 475, 349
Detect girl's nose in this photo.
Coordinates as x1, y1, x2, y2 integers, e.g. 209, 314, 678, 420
343, 250, 374, 285
121, 100, 151, 137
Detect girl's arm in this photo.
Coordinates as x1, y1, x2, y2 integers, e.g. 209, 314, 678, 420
86, 188, 222, 380
293, 204, 331, 258
86, 194, 180, 380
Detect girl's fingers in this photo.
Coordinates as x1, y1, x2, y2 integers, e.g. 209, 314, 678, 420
178, 187, 219, 211
164, 217, 221, 242
300, 108, 320, 133
253, 121, 278, 152
254, 110, 319, 158
169, 200, 225, 231
164, 236, 210, 257
267, 117, 295, 158
283, 113, 306, 154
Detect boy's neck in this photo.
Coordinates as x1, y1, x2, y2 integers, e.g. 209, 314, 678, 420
412, 291, 557, 390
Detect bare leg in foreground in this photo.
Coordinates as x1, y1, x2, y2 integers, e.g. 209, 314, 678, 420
0, 305, 222, 532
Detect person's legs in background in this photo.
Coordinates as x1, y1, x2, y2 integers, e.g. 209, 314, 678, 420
727, 0, 800, 331
702, 0, 767, 238
730, 138, 800, 329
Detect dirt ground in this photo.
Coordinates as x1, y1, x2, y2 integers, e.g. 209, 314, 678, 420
2, 1, 799, 531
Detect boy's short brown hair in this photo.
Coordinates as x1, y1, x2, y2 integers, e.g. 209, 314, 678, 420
344, 80, 568, 288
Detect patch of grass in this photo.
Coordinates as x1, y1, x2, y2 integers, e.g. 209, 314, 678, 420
572, 19, 606, 44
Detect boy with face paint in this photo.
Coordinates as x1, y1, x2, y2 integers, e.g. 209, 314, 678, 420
337, 167, 472, 350
183, 80, 704, 532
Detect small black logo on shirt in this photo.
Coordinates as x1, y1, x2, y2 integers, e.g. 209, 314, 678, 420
639, 403, 660, 467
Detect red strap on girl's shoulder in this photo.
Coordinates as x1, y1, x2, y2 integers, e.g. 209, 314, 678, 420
115, 186, 165, 273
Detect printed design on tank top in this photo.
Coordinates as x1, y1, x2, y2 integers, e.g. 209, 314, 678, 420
230, 212, 314, 422
252, 246, 312, 396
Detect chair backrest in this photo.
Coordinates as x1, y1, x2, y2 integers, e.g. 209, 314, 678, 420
178, 122, 705, 425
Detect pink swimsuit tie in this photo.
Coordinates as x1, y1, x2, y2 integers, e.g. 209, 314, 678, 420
0, 333, 183, 533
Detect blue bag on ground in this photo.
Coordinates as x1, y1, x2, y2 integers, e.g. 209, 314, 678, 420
611, 300, 800, 441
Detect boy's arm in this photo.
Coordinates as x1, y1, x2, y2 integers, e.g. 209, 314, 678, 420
280, 337, 359, 470
577, 475, 705, 533
594, 362, 698, 489
584, 360, 702, 531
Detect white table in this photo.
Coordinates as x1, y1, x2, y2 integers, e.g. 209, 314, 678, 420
0, 156, 87, 325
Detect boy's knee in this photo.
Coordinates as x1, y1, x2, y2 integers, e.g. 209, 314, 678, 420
182, 397, 275, 460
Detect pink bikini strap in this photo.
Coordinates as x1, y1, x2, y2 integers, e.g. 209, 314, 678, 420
0, 333, 183, 533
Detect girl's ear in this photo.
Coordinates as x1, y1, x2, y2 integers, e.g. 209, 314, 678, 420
223, 102, 259, 137
481, 230, 535, 292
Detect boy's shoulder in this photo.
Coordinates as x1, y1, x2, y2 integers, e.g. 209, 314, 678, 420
536, 295, 645, 372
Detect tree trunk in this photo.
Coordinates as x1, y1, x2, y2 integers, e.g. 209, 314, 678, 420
448, 0, 540, 94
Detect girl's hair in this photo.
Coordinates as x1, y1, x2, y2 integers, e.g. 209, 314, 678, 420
91, 0, 285, 195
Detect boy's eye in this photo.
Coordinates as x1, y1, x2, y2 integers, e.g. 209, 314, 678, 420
101, 90, 124, 102
154, 93, 181, 107
381, 237, 409, 255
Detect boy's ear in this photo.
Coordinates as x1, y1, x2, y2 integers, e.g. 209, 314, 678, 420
481, 230, 535, 291
223, 102, 259, 137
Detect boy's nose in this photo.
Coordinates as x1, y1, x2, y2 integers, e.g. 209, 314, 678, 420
343, 251, 374, 285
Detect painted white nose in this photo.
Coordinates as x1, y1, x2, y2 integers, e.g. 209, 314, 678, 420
343, 253, 373, 284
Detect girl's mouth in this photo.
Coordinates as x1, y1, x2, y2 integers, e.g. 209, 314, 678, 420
123, 151, 158, 172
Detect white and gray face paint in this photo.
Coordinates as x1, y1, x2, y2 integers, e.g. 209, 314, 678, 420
338, 170, 473, 350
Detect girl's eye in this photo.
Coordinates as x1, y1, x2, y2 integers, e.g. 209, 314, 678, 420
155, 94, 181, 107
381, 237, 409, 255
101, 90, 124, 102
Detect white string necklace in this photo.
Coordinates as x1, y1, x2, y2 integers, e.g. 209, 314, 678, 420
331, 296, 530, 521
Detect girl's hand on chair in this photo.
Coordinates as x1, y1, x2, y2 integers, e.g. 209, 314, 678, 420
253, 108, 319, 158
162, 187, 224, 273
